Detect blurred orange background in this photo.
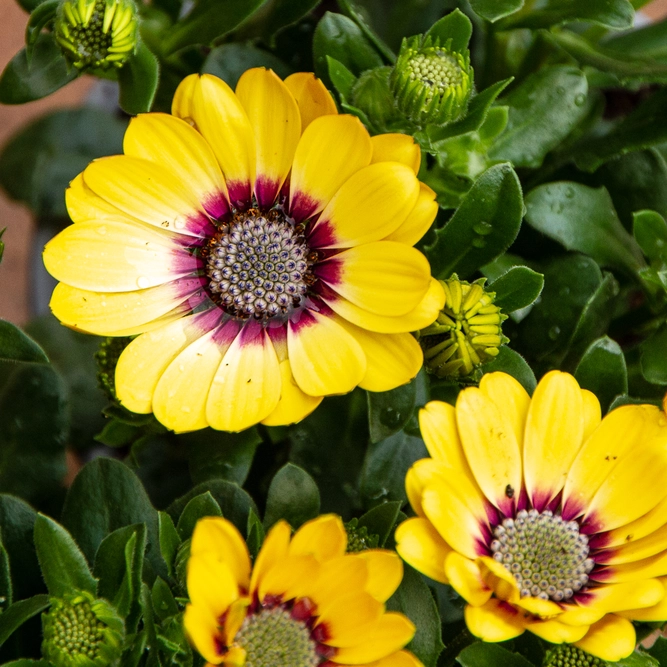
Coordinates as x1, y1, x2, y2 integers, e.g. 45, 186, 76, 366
1, 0, 667, 325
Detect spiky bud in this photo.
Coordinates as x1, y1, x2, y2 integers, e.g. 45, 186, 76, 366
55, 0, 138, 70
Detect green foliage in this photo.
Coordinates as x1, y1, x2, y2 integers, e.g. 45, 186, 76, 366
0, 321, 48, 364
263, 463, 321, 529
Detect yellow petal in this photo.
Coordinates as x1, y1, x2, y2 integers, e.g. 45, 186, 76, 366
309, 163, 420, 249
123, 112, 230, 218
284, 72, 338, 133
464, 599, 526, 642
206, 324, 281, 432
319, 241, 431, 317
476, 557, 521, 604
354, 650, 424, 667
574, 615, 636, 662
356, 550, 403, 602
44, 220, 198, 293
183, 603, 222, 665
172, 73, 199, 121
395, 517, 451, 584
370, 134, 421, 174
324, 276, 444, 334
336, 318, 422, 393
288, 310, 366, 396
261, 358, 323, 426
385, 183, 438, 247
190, 74, 256, 208
49, 279, 198, 336
82, 155, 213, 237
607, 494, 667, 548
289, 514, 347, 561
258, 554, 320, 602
289, 115, 371, 221
309, 556, 368, 607
601, 521, 667, 565
187, 553, 239, 618
250, 520, 291, 595
332, 613, 416, 663
584, 579, 664, 615
236, 68, 301, 208
191, 517, 251, 589
116, 310, 221, 414
617, 578, 667, 621
418, 401, 469, 473
444, 552, 492, 607
456, 385, 523, 515
315, 591, 384, 647
525, 618, 588, 644
601, 550, 667, 583
153, 322, 237, 433
581, 389, 602, 442
523, 371, 584, 510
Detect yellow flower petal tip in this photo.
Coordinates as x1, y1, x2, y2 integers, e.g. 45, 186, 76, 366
184, 515, 419, 667
399, 369, 667, 651
44, 68, 438, 433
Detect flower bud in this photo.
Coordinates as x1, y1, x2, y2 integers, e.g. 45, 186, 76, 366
543, 645, 608, 667
344, 518, 380, 553
55, 0, 138, 70
419, 276, 508, 379
390, 35, 473, 127
42, 591, 124, 667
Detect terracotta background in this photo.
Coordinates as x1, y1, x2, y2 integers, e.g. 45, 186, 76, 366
1, 0, 667, 325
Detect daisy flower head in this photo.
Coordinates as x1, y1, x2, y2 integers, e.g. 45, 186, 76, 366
395, 371, 667, 661
184, 514, 422, 667
44, 69, 444, 432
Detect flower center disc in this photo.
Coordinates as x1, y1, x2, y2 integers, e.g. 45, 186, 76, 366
235, 607, 319, 667
491, 509, 594, 601
205, 209, 314, 321
69, 1, 113, 65
408, 51, 463, 94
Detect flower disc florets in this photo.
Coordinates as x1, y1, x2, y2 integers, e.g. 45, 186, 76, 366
391, 35, 473, 126
544, 645, 608, 667
55, 0, 138, 70
42, 591, 124, 667
419, 276, 507, 378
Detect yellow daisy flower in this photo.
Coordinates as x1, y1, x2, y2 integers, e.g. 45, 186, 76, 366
395, 371, 667, 662
43, 68, 443, 433
184, 514, 422, 667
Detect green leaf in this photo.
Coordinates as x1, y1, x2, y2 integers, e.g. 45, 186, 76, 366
457, 642, 533, 667
641, 324, 667, 385
34, 514, 96, 597
0, 33, 77, 104
0, 532, 12, 609
0, 320, 48, 364
151, 577, 179, 622
605, 18, 667, 60
118, 38, 159, 115
425, 9, 472, 52
61, 458, 164, 580
264, 464, 321, 529
0, 595, 50, 647
336, 0, 395, 64
360, 431, 428, 506
313, 12, 383, 84
488, 267, 544, 313
176, 492, 222, 540
164, 0, 266, 54
425, 163, 523, 279
387, 566, 443, 667
479, 346, 537, 395
634, 210, 667, 263
25, 0, 60, 59
246, 508, 265, 559
236, 0, 321, 44
488, 66, 589, 169
575, 337, 628, 413
649, 636, 667, 663
94, 420, 140, 448
326, 56, 357, 100
501, 0, 634, 30
525, 183, 645, 276
158, 512, 180, 579
616, 651, 660, 667
356, 501, 402, 548
468, 0, 524, 22
202, 43, 292, 90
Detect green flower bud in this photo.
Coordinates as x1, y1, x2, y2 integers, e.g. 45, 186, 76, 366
95, 337, 132, 402
390, 35, 473, 127
419, 276, 508, 379
543, 645, 608, 667
55, 0, 138, 70
42, 591, 124, 667
344, 518, 380, 553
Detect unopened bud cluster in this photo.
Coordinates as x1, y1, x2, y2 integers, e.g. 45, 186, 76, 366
543, 645, 608, 667
55, 0, 138, 70
344, 518, 380, 553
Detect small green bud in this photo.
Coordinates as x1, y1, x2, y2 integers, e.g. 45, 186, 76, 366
42, 591, 124, 667
345, 518, 380, 553
350, 67, 400, 133
55, 0, 138, 70
419, 275, 508, 379
390, 35, 473, 127
543, 645, 608, 667
95, 337, 132, 402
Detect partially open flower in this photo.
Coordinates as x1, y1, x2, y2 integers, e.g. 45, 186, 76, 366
184, 514, 421, 667
44, 69, 443, 432
55, 0, 138, 70
396, 371, 667, 661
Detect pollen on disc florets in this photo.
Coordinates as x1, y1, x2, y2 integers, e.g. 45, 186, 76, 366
490, 509, 595, 602
419, 276, 508, 379
543, 645, 608, 667
234, 607, 320, 667
204, 208, 316, 321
